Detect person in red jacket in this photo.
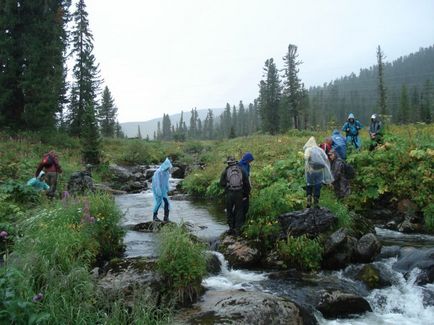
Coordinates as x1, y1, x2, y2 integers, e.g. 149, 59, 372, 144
35, 151, 62, 199
319, 137, 333, 159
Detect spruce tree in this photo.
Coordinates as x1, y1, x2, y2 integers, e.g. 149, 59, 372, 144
98, 86, 118, 137
376, 45, 388, 116
282, 44, 302, 130
81, 103, 101, 164
397, 84, 410, 124
68, 0, 101, 137
137, 125, 142, 139
420, 80, 433, 123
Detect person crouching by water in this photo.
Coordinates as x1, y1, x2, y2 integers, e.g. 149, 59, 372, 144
27, 171, 50, 192
303, 137, 333, 208
220, 156, 251, 236
328, 149, 350, 199
152, 158, 172, 222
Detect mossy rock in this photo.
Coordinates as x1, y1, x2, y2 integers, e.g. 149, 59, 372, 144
356, 264, 391, 290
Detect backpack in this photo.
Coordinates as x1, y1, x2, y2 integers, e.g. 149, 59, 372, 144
226, 165, 243, 190
43, 154, 55, 167
343, 161, 355, 179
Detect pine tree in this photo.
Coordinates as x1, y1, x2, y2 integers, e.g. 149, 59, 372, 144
68, 0, 101, 137
115, 121, 124, 138
0, 0, 70, 130
162, 114, 172, 140
420, 79, 433, 123
258, 58, 281, 134
376, 45, 388, 116
137, 125, 142, 139
282, 44, 303, 130
189, 108, 199, 139
98, 86, 118, 137
81, 103, 101, 164
397, 84, 410, 124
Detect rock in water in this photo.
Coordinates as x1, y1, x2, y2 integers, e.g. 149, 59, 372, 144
219, 235, 260, 268
356, 233, 382, 263
322, 228, 357, 270
67, 171, 95, 195
278, 208, 337, 238
316, 290, 372, 319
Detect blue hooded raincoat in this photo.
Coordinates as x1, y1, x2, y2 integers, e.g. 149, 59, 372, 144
331, 129, 347, 160
238, 152, 254, 177
342, 113, 363, 150
152, 158, 173, 213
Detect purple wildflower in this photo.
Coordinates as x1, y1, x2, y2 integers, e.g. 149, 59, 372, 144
0, 231, 8, 239
32, 293, 44, 302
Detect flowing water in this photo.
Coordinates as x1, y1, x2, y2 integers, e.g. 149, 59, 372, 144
115, 185, 434, 324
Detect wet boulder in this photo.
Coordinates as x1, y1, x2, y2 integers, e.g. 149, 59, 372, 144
133, 221, 175, 233
175, 290, 317, 325
67, 171, 95, 195
206, 252, 222, 275
322, 228, 357, 270
278, 208, 338, 238
219, 235, 261, 268
355, 233, 382, 263
398, 215, 424, 233
109, 164, 133, 183
356, 264, 391, 290
171, 164, 186, 179
393, 248, 434, 285
316, 290, 372, 319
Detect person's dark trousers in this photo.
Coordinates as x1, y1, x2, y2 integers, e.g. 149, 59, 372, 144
46, 172, 58, 199
226, 190, 244, 234
306, 183, 322, 199
242, 196, 249, 225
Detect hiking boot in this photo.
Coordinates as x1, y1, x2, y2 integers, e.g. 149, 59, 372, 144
163, 210, 169, 222
153, 212, 161, 222
313, 197, 320, 209
306, 195, 313, 208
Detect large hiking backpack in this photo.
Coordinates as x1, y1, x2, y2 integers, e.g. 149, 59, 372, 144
43, 154, 55, 167
226, 165, 243, 190
343, 161, 355, 179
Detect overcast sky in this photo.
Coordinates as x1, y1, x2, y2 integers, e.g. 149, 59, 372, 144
85, 0, 434, 123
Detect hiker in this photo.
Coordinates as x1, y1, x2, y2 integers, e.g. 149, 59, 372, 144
328, 149, 350, 199
27, 171, 50, 192
368, 113, 384, 151
342, 113, 363, 150
35, 151, 62, 199
319, 137, 333, 158
331, 129, 347, 160
220, 156, 251, 236
151, 158, 173, 222
238, 152, 254, 219
303, 137, 333, 208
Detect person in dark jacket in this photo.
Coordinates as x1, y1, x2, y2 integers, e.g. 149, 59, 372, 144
329, 149, 350, 199
238, 152, 254, 220
319, 137, 333, 158
35, 151, 62, 199
220, 156, 251, 236
368, 113, 384, 151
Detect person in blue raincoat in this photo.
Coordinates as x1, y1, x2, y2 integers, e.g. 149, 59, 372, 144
151, 158, 173, 222
331, 129, 347, 160
27, 171, 50, 191
342, 113, 363, 150
238, 152, 254, 221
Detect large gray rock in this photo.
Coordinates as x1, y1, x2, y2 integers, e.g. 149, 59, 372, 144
316, 290, 372, 319
322, 228, 357, 270
278, 208, 337, 238
356, 233, 382, 263
219, 235, 261, 268
393, 248, 434, 285
176, 290, 317, 325
67, 171, 95, 195
109, 164, 133, 182
356, 264, 391, 290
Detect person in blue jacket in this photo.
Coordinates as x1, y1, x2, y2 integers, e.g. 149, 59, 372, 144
331, 129, 347, 160
151, 158, 173, 222
342, 113, 363, 150
238, 152, 254, 220
27, 171, 50, 191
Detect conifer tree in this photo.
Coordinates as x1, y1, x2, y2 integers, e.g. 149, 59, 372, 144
115, 121, 124, 138
137, 125, 142, 139
420, 80, 433, 123
397, 84, 410, 124
98, 86, 118, 137
376, 45, 388, 116
282, 44, 302, 130
81, 103, 101, 164
68, 0, 101, 137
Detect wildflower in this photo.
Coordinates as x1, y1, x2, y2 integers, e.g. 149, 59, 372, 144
32, 293, 44, 302
0, 230, 8, 239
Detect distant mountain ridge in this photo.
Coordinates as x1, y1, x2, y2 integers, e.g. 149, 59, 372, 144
121, 108, 224, 138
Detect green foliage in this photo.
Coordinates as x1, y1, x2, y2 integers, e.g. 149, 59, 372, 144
0, 180, 41, 205
320, 190, 353, 229
243, 216, 280, 250
119, 140, 155, 165
157, 224, 207, 304
423, 203, 434, 232
277, 235, 323, 271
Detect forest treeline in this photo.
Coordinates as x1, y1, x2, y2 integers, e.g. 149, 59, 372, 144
154, 45, 434, 141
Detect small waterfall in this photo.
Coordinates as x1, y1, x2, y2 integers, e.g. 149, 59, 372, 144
202, 251, 268, 291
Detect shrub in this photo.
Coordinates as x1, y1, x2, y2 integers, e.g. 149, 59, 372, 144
157, 224, 207, 304
243, 215, 280, 250
423, 203, 434, 233
0, 180, 41, 206
119, 140, 154, 165
277, 235, 323, 271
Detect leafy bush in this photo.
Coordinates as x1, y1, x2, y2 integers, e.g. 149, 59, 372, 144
119, 140, 155, 165
0, 180, 41, 205
423, 203, 434, 233
243, 215, 280, 250
277, 235, 323, 271
157, 224, 207, 304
